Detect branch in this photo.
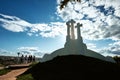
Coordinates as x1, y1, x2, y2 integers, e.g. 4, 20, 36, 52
60, 0, 81, 10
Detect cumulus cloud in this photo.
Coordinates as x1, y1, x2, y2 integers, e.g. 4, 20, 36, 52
56, 0, 120, 40
0, 14, 31, 32
0, 48, 16, 56
100, 41, 120, 55
86, 43, 101, 53
18, 47, 39, 52
86, 43, 96, 49
0, 13, 66, 38
0, 0, 120, 40
0, 48, 44, 57
18, 47, 45, 57
18, 47, 39, 55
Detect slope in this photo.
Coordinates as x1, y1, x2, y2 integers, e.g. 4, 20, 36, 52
23, 55, 120, 80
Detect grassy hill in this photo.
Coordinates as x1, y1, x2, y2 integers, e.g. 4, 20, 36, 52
19, 55, 120, 80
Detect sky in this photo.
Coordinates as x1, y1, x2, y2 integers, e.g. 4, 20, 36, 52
0, 0, 120, 57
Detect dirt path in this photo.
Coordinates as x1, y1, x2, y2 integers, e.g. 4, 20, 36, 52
0, 67, 4, 70
0, 68, 28, 80
0, 63, 30, 80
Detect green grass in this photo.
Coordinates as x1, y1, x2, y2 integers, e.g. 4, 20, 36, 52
17, 62, 38, 80
0, 68, 11, 75
17, 74, 34, 80
29, 62, 39, 69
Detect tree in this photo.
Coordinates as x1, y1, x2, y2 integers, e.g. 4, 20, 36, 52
60, 0, 81, 10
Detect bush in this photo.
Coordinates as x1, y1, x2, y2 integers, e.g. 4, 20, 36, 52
0, 68, 11, 75
113, 56, 120, 64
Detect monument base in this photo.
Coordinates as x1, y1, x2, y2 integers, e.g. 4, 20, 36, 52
41, 47, 115, 63
64, 37, 87, 55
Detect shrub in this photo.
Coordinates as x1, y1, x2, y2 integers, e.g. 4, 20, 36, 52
0, 68, 11, 75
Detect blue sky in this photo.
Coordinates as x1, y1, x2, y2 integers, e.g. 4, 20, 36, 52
0, 0, 120, 57
0, 0, 57, 23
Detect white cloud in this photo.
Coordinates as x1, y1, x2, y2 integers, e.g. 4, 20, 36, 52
18, 47, 39, 52
18, 47, 45, 57
56, 0, 120, 40
0, 14, 31, 32
99, 41, 120, 55
27, 33, 33, 36
86, 43, 97, 51
0, 13, 66, 38
18, 47, 40, 55
0, 48, 44, 57
2, 23, 25, 32
0, 48, 16, 56
0, 13, 19, 20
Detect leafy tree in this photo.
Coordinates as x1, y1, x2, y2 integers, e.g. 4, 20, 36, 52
60, 0, 81, 10
113, 56, 120, 64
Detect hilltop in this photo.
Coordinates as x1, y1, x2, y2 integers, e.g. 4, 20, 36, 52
22, 55, 120, 80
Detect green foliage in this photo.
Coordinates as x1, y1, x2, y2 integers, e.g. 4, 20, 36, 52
29, 62, 38, 68
17, 74, 34, 80
0, 68, 11, 75
113, 56, 120, 64
60, 0, 81, 10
